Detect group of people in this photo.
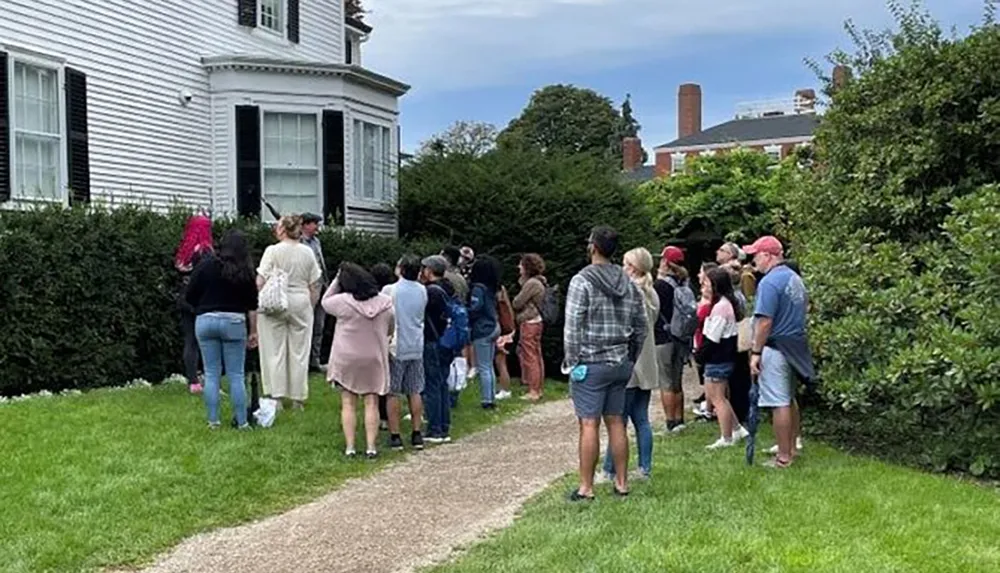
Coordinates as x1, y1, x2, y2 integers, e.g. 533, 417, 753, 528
561, 226, 812, 501
175, 214, 554, 459
175, 213, 813, 491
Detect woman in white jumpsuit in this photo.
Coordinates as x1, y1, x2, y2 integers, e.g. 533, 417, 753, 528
256, 215, 322, 409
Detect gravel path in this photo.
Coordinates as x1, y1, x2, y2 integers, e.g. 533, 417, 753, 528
139, 399, 582, 573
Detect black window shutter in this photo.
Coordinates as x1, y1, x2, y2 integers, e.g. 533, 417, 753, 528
0, 52, 9, 203
238, 0, 257, 27
65, 67, 90, 205
322, 111, 345, 226
346, 40, 353, 65
287, 0, 300, 43
235, 105, 261, 219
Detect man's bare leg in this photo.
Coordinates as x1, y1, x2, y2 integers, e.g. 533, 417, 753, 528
772, 404, 795, 464
387, 395, 401, 435
577, 418, 601, 496
408, 393, 424, 432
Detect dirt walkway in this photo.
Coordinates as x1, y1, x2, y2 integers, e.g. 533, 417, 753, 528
139, 399, 582, 573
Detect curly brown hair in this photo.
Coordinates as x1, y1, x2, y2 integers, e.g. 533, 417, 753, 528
520, 253, 545, 278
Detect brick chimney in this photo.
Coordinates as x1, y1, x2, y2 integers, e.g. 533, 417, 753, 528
794, 88, 816, 113
678, 83, 702, 139
622, 137, 643, 171
832, 65, 852, 92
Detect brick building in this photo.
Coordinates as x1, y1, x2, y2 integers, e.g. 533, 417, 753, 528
621, 65, 850, 180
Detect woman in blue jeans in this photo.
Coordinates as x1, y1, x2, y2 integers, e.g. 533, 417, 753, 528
467, 256, 503, 409
603, 248, 660, 479
185, 230, 259, 429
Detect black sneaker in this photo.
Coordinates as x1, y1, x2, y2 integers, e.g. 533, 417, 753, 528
388, 434, 404, 451
481, 402, 496, 410
411, 431, 425, 450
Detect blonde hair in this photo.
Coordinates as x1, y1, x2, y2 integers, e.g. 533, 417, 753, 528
278, 215, 303, 240
624, 248, 656, 307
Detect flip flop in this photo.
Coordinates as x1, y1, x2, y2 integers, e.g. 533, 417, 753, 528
568, 489, 595, 502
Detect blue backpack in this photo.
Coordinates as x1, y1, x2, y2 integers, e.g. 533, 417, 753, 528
430, 285, 470, 351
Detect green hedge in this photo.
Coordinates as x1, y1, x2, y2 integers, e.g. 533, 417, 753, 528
0, 206, 426, 397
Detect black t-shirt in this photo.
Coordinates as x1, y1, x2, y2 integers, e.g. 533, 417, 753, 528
424, 278, 455, 343
653, 278, 675, 346
185, 256, 258, 316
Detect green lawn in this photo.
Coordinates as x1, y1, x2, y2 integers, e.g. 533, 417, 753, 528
0, 376, 567, 573
429, 422, 1000, 573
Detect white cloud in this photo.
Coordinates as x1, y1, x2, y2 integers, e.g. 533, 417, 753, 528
361, 0, 889, 95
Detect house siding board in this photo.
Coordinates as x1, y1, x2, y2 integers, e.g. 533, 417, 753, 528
346, 207, 397, 236
0, 0, 344, 210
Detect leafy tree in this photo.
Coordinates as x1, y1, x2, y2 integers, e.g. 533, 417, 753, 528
786, 0, 1000, 477
497, 84, 622, 161
637, 149, 797, 245
617, 94, 648, 166
418, 120, 499, 158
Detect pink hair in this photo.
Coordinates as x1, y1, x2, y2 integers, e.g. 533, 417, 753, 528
175, 215, 214, 270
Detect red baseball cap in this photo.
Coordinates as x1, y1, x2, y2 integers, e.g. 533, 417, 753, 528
661, 246, 685, 264
742, 236, 784, 256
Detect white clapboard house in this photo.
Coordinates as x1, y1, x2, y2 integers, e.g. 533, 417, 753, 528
0, 0, 408, 234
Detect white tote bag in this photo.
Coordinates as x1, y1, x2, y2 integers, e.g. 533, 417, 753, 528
254, 398, 278, 428
258, 269, 289, 315
448, 357, 469, 392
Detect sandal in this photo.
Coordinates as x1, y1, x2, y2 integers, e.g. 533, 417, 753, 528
568, 489, 595, 502
763, 456, 792, 469
612, 486, 630, 497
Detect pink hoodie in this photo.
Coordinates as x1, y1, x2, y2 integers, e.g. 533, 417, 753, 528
322, 290, 394, 396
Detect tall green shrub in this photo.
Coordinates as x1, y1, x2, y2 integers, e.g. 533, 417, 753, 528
0, 207, 418, 397
786, 2, 1000, 477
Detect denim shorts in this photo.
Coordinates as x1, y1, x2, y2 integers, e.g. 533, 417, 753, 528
704, 362, 735, 382
570, 360, 633, 419
759, 347, 794, 407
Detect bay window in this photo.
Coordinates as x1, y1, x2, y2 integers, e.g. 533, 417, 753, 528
262, 112, 319, 219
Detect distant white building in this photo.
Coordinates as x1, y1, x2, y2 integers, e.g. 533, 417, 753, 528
0, 0, 408, 234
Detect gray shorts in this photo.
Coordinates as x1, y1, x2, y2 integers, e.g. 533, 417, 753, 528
390, 357, 425, 396
656, 341, 688, 393
570, 360, 633, 419
759, 347, 794, 408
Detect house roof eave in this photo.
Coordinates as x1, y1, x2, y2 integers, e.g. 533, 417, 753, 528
201, 55, 410, 96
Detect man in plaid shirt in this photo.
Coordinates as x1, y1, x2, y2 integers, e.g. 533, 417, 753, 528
563, 226, 648, 501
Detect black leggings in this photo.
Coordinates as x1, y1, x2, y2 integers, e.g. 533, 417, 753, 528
181, 311, 201, 385
378, 395, 388, 422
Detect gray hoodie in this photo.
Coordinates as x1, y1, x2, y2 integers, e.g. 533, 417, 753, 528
563, 263, 648, 368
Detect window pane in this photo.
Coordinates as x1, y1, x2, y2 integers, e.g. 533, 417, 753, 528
263, 169, 319, 219
260, 0, 282, 32
299, 115, 317, 167
363, 123, 376, 198
15, 134, 59, 198
381, 127, 392, 200
353, 120, 363, 198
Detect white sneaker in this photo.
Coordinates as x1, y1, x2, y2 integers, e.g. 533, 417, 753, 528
767, 438, 804, 455
495, 390, 512, 401
733, 426, 749, 441
706, 437, 736, 450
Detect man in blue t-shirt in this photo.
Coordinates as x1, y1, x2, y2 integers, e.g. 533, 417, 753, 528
743, 235, 811, 469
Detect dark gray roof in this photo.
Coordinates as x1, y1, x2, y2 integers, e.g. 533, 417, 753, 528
621, 165, 656, 183
655, 113, 820, 150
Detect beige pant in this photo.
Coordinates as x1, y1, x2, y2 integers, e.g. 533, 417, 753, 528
259, 291, 314, 401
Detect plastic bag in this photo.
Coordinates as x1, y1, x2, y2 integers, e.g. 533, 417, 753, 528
448, 357, 469, 392
254, 398, 278, 428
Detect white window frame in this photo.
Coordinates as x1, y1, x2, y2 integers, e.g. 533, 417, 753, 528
257, 0, 285, 37
259, 109, 322, 221
764, 144, 782, 163
351, 118, 394, 205
670, 152, 686, 176
6, 50, 67, 205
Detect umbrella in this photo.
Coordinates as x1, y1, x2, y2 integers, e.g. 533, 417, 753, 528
745, 382, 761, 465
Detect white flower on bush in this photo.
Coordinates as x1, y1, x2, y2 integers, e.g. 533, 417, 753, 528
163, 374, 188, 386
